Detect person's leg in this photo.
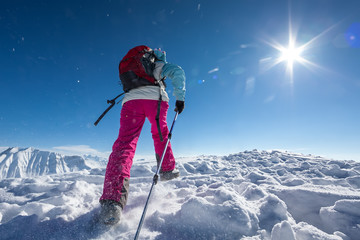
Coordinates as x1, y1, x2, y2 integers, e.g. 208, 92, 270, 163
145, 100, 176, 172
100, 100, 145, 208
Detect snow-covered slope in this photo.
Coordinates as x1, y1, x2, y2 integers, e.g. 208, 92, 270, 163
0, 147, 92, 179
0, 149, 359, 240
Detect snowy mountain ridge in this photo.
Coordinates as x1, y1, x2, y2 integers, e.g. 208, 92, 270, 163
0, 147, 94, 179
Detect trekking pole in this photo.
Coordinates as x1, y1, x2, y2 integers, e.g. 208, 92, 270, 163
94, 92, 125, 126
134, 111, 179, 240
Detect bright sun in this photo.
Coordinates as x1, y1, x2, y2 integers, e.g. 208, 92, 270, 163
261, 25, 323, 84
279, 41, 304, 67
261, 12, 339, 85
262, 36, 308, 84
260, 10, 339, 89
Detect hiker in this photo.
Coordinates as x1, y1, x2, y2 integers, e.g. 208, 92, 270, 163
98, 46, 186, 224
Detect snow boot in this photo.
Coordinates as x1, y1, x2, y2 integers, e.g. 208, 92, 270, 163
99, 200, 122, 225
160, 168, 180, 181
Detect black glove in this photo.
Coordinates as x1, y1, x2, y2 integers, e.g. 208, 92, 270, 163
175, 100, 185, 114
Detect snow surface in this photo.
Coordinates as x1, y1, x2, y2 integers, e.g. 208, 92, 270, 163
0, 148, 360, 240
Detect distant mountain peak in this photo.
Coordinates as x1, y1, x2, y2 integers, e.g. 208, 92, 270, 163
0, 147, 91, 179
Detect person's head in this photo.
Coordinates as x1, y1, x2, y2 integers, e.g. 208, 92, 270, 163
154, 48, 166, 62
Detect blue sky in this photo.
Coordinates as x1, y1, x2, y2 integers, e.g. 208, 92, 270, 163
1, 0, 360, 161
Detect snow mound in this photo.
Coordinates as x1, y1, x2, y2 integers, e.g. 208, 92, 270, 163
0, 149, 359, 239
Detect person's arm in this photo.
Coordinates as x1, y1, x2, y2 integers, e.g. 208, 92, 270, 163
161, 63, 186, 101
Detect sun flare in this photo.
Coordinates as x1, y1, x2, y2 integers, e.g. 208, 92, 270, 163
261, 15, 338, 87
261, 24, 337, 86
262, 36, 308, 84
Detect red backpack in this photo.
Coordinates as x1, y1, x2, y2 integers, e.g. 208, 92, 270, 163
119, 45, 158, 92
96, 46, 164, 141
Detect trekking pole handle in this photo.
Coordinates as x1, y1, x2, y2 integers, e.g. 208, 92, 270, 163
94, 92, 125, 126
94, 103, 115, 126
167, 111, 178, 140
107, 99, 115, 105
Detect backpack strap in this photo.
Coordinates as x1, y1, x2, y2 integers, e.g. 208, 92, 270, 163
156, 92, 163, 142
155, 77, 166, 142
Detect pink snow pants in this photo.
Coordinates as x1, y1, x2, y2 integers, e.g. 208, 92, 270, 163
100, 99, 175, 208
